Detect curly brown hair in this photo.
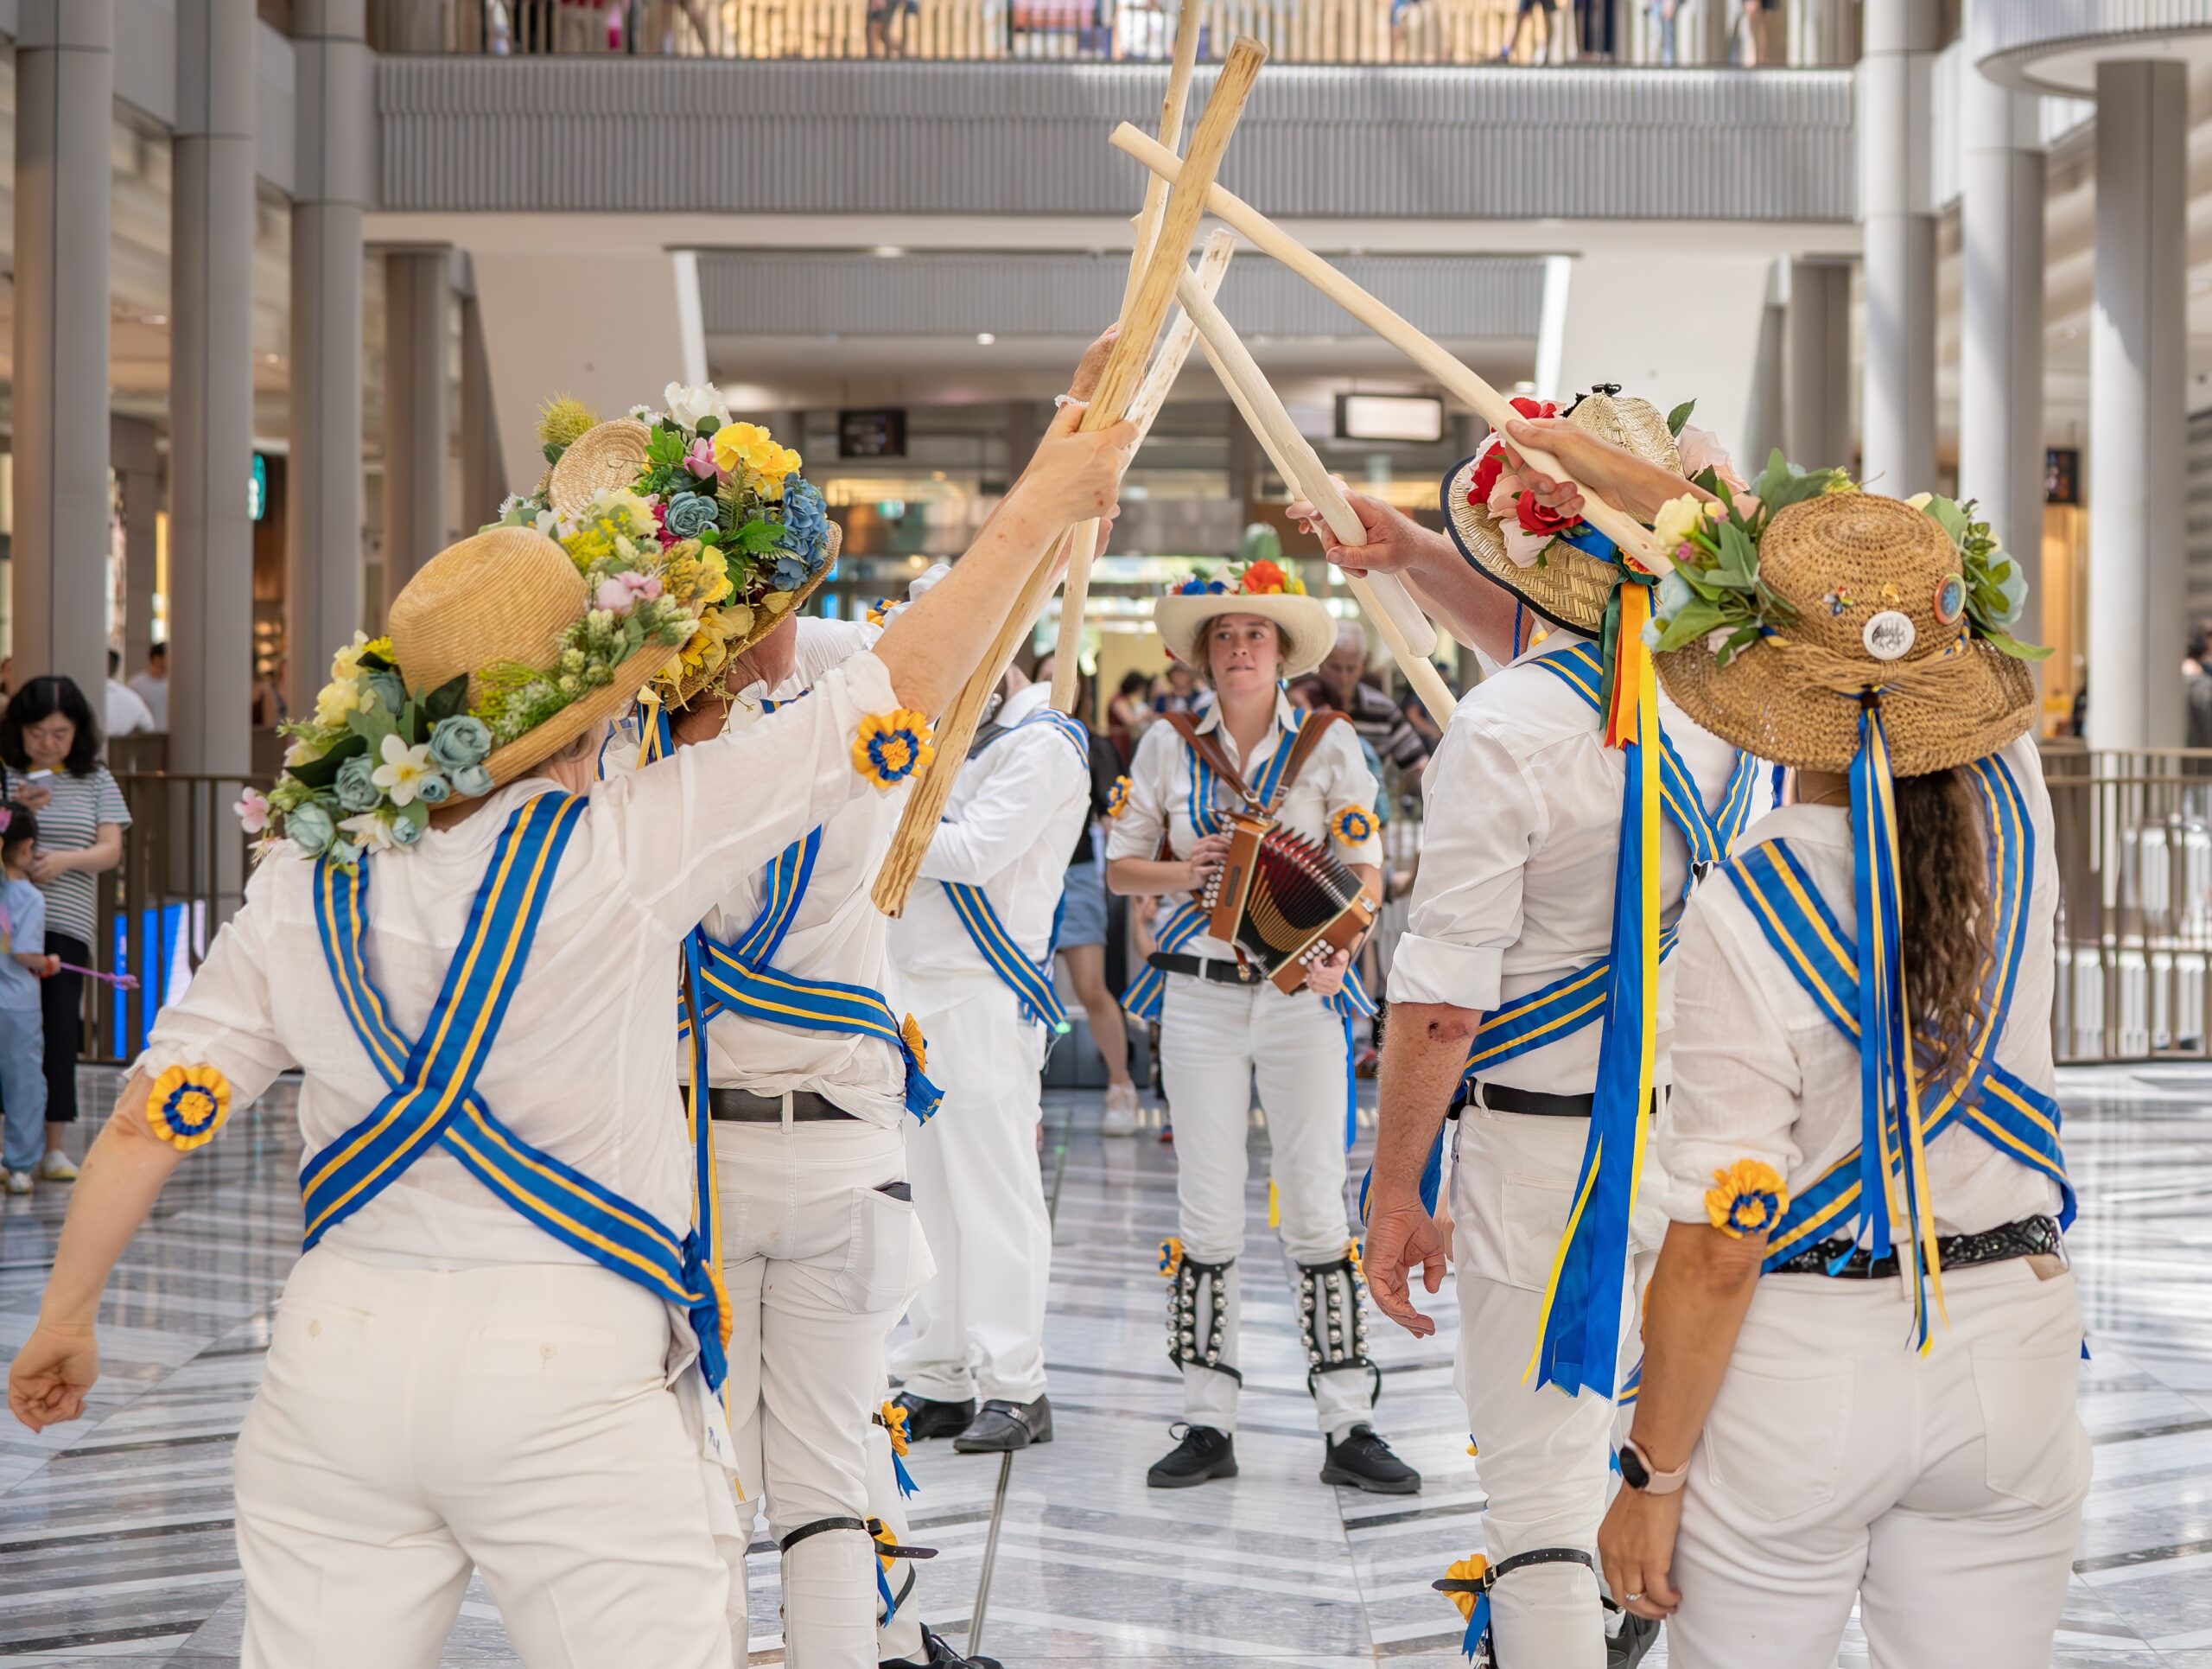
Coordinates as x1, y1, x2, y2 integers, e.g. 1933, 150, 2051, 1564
1894, 766, 1992, 1083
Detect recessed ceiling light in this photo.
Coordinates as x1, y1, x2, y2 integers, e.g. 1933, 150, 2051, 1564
976, 332, 995, 345
873, 245, 905, 258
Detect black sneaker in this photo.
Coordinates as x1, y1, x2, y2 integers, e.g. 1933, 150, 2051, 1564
1146, 1422, 1237, 1488
881, 1625, 1002, 1669
891, 1389, 977, 1441
1319, 1424, 1421, 1494
1608, 1608, 1662, 1669
952, 1395, 1053, 1452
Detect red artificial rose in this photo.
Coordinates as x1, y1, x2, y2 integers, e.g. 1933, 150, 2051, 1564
1242, 559, 1287, 595
1470, 449, 1505, 505
1516, 489, 1577, 535
1508, 396, 1558, 422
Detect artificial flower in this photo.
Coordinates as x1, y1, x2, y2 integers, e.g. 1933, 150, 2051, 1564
148, 1063, 232, 1151
371, 734, 440, 808
1676, 424, 1748, 493
334, 754, 383, 814
852, 710, 935, 790
663, 381, 732, 435
1905, 491, 1934, 511
313, 677, 365, 728
1705, 1158, 1788, 1239
1332, 804, 1377, 846
1469, 447, 1506, 506
537, 393, 600, 453
1515, 490, 1575, 537
233, 787, 270, 835
329, 630, 379, 685
1242, 558, 1287, 595
389, 811, 426, 845
683, 438, 718, 480
664, 492, 718, 541
779, 479, 831, 567
414, 773, 451, 806
1156, 1236, 1184, 1278
286, 801, 335, 855
1104, 775, 1132, 819
340, 811, 400, 855
771, 552, 812, 592
1651, 493, 1707, 555
428, 714, 493, 774
900, 1013, 928, 1075
595, 570, 664, 616
449, 762, 495, 799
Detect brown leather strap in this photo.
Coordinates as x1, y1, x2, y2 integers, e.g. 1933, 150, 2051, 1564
1163, 709, 1344, 815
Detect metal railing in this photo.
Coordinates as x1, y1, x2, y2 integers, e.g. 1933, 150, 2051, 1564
371, 0, 1859, 66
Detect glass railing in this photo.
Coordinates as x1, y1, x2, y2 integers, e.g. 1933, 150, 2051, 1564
372, 0, 1859, 67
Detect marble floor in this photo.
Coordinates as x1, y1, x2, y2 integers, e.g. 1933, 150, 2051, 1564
1, 1063, 2210, 1666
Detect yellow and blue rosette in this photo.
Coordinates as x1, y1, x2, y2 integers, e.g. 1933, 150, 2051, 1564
1156, 1236, 1184, 1278
1332, 804, 1376, 846
853, 710, 936, 790
147, 1064, 232, 1152
899, 1013, 929, 1077
1104, 774, 1133, 819
866, 596, 898, 627
1705, 1158, 1788, 1239
1433, 1554, 1492, 1660
880, 1398, 919, 1498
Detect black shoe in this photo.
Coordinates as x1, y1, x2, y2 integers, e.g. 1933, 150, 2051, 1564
881, 1624, 1002, 1669
1146, 1422, 1237, 1487
952, 1395, 1053, 1452
891, 1389, 976, 1441
1319, 1423, 1421, 1494
1608, 1608, 1662, 1669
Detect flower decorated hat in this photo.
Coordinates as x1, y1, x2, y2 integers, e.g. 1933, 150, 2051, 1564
1648, 482, 2042, 777
261, 503, 731, 865
1153, 558, 1337, 680
502, 384, 840, 708
1443, 385, 1686, 637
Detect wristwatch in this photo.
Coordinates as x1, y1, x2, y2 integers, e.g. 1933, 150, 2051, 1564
1617, 1436, 1690, 1495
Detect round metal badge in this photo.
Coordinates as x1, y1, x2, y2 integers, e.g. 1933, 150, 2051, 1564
1933, 573, 1967, 626
1863, 610, 1916, 661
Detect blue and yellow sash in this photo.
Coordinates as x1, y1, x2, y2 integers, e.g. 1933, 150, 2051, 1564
306, 792, 733, 1390
1722, 749, 2073, 1302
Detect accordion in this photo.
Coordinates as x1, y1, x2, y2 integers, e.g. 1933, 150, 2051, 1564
1201, 811, 1377, 994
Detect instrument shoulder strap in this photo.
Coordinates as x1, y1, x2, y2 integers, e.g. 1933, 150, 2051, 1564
1162, 708, 1344, 815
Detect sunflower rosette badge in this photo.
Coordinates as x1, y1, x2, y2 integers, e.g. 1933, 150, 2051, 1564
502, 385, 839, 705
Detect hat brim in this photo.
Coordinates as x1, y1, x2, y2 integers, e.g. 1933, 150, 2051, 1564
1656, 634, 2038, 777
1154, 592, 1338, 680
663, 523, 842, 710
482, 636, 683, 789
1442, 454, 1625, 638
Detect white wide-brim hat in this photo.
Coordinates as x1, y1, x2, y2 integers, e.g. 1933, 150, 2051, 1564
1154, 590, 1338, 681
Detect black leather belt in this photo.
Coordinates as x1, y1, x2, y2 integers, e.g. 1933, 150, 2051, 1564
700, 1086, 858, 1123
1473, 1082, 1665, 1118
1148, 951, 1262, 987
1769, 1214, 2063, 1279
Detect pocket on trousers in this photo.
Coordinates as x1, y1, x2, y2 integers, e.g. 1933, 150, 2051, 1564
835, 1184, 929, 1315
1700, 1359, 1854, 1523
1969, 1287, 2091, 1509
1497, 1173, 1576, 1292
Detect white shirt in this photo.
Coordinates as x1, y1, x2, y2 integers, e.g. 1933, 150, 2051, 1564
1388, 636, 1748, 1097
138, 653, 901, 1271
105, 678, 155, 737
128, 670, 169, 730
1656, 734, 2063, 1237
1105, 688, 1383, 962
891, 681, 1092, 984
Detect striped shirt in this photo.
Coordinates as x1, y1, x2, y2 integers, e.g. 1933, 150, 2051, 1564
2, 764, 130, 949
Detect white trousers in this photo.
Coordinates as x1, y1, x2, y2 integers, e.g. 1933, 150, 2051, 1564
1667, 1258, 2090, 1669
1157, 972, 1369, 1439
232, 1245, 734, 1669
894, 973, 1053, 1405
715, 1118, 927, 1669
1451, 1104, 1658, 1669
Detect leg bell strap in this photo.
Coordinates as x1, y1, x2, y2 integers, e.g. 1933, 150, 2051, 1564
1166, 1252, 1242, 1384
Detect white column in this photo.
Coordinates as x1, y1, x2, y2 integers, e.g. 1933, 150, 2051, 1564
1856, 0, 1937, 497
287, 0, 372, 712
10, 2, 112, 698
1785, 260, 1853, 472
169, 0, 257, 780
1958, 52, 2047, 659
380, 249, 454, 621
2088, 60, 2188, 749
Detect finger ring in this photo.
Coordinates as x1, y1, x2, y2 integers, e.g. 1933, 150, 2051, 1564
1624, 1593, 1643, 1603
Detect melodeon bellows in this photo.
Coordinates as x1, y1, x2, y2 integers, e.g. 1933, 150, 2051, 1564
1202, 811, 1377, 994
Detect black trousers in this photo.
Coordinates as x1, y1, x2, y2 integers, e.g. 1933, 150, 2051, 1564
39, 931, 88, 1125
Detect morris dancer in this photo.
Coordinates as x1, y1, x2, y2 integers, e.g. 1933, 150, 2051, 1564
1355, 391, 1760, 1666
887, 660, 1091, 1455
4, 425, 1134, 1666
1106, 562, 1417, 1495
1601, 487, 2082, 1668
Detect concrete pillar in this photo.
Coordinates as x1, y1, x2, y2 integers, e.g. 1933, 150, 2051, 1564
459, 288, 508, 531
381, 249, 453, 621
10, 3, 113, 703
112, 417, 161, 683
1857, 0, 1937, 497
169, 0, 257, 780
287, 0, 372, 713
2088, 61, 2188, 750
1958, 54, 2047, 659
1785, 260, 1853, 472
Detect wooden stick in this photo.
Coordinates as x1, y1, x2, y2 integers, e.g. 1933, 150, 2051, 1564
1056, 0, 1208, 716
876, 44, 1269, 916
1113, 123, 1672, 576
1176, 271, 1459, 726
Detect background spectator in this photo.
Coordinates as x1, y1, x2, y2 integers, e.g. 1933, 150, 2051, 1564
104, 649, 155, 738
1498, 0, 1558, 61
128, 642, 169, 732
0, 805, 52, 1194
1149, 660, 1202, 718
1313, 622, 1432, 787
0, 675, 130, 1176
252, 657, 289, 729
1108, 669, 1153, 764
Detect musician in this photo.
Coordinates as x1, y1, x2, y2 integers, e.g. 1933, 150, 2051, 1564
1106, 564, 1419, 1495
1602, 489, 2082, 1668
1354, 392, 1756, 1667
0, 388, 1133, 1665
887, 661, 1091, 1456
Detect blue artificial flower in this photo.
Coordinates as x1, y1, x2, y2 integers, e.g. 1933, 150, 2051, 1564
448, 762, 496, 800
428, 714, 493, 773
334, 754, 382, 813
287, 801, 335, 855
1992, 560, 2029, 627
1656, 570, 1694, 619
778, 478, 830, 571
389, 812, 425, 845
365, 669, 404, 715
772, 551, 812, 591
664, 492, 719, 541
414, 772, 451, 806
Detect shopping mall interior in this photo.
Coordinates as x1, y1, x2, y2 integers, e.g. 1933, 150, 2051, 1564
2, 2, 2212, 1665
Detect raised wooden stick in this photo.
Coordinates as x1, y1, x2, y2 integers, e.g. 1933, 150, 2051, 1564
1176, 272, 1459, 727
1113, 123, 1672, 577
1053, 0, 1207, 716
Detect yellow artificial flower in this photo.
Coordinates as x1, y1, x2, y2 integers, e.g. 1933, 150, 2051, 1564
900, 1013, 928, 1075
314, 677, 365, 729
537, 392, 600, 451
148, 1063, 232, 1151
1440, 1555, 1490, 1627
1705, 1158, 1789, 1239
711, 422, 774, 476
1104, 775, 1132, 819
1651, 494, 1706, 554
880, 1399, 912, 1456
852, 710, 935, 789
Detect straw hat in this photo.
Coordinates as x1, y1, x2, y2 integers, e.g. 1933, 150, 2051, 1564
1154, 576, 1336, 681
1443, 390, 1681, 636
660, 522, 839, 710
546, 419, 655, 522
388, 526, 681, 787
1656, 493, 2037, 777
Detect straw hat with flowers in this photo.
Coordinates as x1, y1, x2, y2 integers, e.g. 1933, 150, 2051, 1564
1154, 557, 1337, 680
1444, 386, 1692, 637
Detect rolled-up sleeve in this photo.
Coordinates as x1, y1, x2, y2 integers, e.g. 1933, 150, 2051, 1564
136, 870, 297, 1112
1654, 888, 1804, 1224
1387, 717, 1541, 1011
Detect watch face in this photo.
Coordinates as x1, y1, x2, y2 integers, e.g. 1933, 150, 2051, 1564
1618, 1444, 1651, 1491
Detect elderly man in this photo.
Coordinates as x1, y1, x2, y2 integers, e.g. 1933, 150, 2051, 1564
1314, 624, 1428, 787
